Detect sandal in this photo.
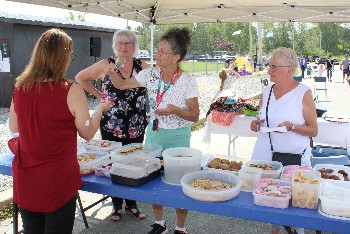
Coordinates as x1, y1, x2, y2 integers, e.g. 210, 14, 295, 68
125, 205, 145, 219
111, 208, 122, 222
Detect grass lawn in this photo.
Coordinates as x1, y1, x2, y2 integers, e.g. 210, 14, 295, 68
180, 61, 225, 73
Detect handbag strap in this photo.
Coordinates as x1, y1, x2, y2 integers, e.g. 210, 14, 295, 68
265, 85, 275, 152
265, 85, 306, 156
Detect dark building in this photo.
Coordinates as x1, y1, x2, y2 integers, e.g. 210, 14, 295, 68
0, 13, 119, 107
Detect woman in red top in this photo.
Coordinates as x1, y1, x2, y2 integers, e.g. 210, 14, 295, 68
9, 28, 111, 234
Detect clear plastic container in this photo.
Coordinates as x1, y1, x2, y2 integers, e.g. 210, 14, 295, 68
112, 143, 163, 158
203, 154, 244, 173
244, 160, 282, 179
280, 165, 312, 181
162, 147, 202, 185
292, 170, 321, 209
238, 167, 262, 192
110, 156, 161, 179
79, 154, 112, 175
253, 179, 292, 209
319, 180, 350, 218
180, 170, 241, 202
82, 140, 122, 152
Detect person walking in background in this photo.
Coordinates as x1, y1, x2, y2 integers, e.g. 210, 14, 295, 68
8, 28, 111, 234
120, 27, 199, 234
299, 55, 307, 79
340, 54, 350, 84
253, 54, 258, 73
325, 55, 334, 82
250, 47, 317, 234
75, 29, 149, 222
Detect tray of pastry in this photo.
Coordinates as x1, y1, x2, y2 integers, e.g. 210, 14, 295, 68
112, 143, 163, 158
82, 139, 122, 152
314, 164, 350, 181
203, 154, 244, 174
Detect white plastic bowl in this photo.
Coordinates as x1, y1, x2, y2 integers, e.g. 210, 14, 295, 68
180, 170, 241, 202
162, 147, 202, 185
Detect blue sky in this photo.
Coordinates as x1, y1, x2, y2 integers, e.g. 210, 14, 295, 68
0, 0, 141, 29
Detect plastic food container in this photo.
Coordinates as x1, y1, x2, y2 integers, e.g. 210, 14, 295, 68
203, 154, 244, 174
82, 140, 122, 152
78, 154, 112, 175
280, 165, 312, 181
253, 179, 292, 209
244, 160, 282, 179
113, 143, 163, 158
110, 156, 161, 187
319, 180, 350, 218
313, 164, 350, 181
162, 147, 202, 185
181, 170, 241, 202
238, 166, 262, 192
292, 170, 321, 209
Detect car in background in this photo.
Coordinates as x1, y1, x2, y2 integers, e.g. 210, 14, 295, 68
316, 58, 328, 64
332, 58, 339, 65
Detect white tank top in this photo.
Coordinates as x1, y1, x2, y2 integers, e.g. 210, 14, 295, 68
251, 83, 312, 166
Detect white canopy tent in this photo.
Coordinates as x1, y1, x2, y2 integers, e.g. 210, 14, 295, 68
7, 0, 350, 63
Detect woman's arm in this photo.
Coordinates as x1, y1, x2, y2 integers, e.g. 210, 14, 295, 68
280, 90, 318, 137
156, 97, 200, 122
67, 83, 111, 141
9, 100, 18, 133
75, 59, 110, 100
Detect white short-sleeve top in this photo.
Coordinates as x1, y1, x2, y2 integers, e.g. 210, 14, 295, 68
251, 83, 312, 166
136, 67, 199, 129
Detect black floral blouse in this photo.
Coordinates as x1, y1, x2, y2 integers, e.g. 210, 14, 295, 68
100, 58, 147, 139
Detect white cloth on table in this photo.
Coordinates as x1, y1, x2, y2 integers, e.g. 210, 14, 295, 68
251, 84, 312, 166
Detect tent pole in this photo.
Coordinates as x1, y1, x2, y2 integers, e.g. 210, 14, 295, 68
249, 22, 253, 68
150, 23, 154, 65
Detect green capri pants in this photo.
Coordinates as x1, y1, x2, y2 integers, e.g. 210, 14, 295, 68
145, 123, 191, 150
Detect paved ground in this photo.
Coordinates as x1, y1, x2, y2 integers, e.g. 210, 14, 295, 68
1, 65, 348, 234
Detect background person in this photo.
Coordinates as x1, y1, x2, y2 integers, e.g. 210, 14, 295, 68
250, 47, 318, 233
121, 27, 199, 234
325, 55, 334, 82
75, 29, 149, 222
8, 28, 111, 234
340, 54, 350, 83
299, 55, 307, 78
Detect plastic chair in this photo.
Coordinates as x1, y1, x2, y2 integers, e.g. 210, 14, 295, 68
313, 76, 328, 99
260, 78, 268, 90
293, 76, 302, 82
311, 155, 350, 167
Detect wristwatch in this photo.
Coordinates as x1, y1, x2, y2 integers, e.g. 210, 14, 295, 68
291, 123, 295, 131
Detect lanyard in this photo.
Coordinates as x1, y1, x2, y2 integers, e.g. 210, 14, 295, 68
155, 67, 179, 107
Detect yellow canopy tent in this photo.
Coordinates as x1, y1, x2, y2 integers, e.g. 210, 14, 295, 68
235, 57, 252, 76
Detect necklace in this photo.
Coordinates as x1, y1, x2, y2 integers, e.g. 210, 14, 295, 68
152, 67, 180, 131
116, 62, 134, 80
155, 67, 180, 107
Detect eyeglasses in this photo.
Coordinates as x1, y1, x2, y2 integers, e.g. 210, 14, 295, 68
117, 42, 134, 47
268, 65, 292, 70
155, 48, 173, 56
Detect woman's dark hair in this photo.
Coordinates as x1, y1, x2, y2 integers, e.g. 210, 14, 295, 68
160, 27, 191, 63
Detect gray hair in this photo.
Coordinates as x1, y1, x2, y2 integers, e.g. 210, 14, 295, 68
269, 47, 299, 70
112, 30, 139, 57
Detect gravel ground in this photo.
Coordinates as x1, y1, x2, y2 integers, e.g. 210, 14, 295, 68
0, 73, 262, 193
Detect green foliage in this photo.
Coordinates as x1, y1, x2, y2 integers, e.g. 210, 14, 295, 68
66, 11, 86, 21
0, 200, 13, 221
137, 22, 350, 58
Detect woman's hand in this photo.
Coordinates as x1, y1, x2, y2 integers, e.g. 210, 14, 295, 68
250, 119, 265, 132
155, 104, 179, 116
278, 121, 293, 131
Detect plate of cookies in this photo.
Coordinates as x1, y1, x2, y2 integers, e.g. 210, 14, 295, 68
82, 140, 122, 152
